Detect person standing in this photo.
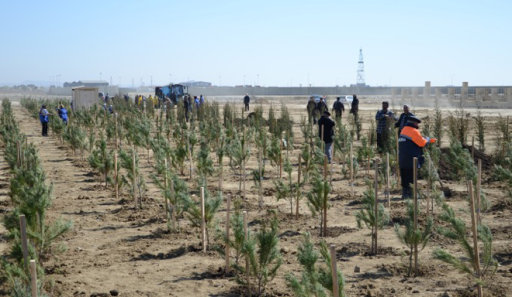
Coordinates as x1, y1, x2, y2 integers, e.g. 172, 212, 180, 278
395, 104, 414, 134
398, 116, 436, 198
316, 96, 329, 115
318, 111, 336, 164
184, 95, 191, 122
307, 96, 317, 124
39, 105, 50, 136
57, 104, 68, 125
375, 101, 396, 153
350, 94, 359, 117
332, 97, 345, 120
243, 93, 250, 111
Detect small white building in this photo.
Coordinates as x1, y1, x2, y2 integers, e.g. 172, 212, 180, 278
72, 86, 99, 110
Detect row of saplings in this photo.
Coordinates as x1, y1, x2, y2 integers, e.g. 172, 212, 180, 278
19, 97, 511, 296
0, 99, 71, 296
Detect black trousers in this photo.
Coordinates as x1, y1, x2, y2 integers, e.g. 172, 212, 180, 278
42, 122, 48, 136
377, 133, 384, 152
244, 102, 250, 111
400, 167, 415, 189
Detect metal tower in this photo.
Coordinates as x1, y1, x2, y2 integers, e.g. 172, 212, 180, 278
356, 48, 366, 86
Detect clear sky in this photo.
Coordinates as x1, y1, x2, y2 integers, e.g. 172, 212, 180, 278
1, 0, 511, 87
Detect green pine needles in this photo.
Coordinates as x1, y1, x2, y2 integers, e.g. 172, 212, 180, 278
286, 233, 345, 297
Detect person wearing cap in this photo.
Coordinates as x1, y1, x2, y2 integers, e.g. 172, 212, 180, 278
39, 105, 50, 136
318, 110, 335, 164
375, 101, 397, 153
243, 93, 250, 111
395, 104, 415, 134
332, 97, 345, 120
398, 115, 437, 198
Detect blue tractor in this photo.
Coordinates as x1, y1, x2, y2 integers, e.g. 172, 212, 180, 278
155, 84, 189, 105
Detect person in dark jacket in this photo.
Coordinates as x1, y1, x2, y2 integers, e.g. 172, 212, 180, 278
39, 105, 50, 136
375, 101, 397, 153
307, 96, 317, 124
243, 93, 250, 111
318, 111, 336, 163
398, 116, 437, 198
332, 97, 345, 120
184, 95, 191, 122
349, 94, 359, 116
57, 104, 68, 125
395, 104, 414, 134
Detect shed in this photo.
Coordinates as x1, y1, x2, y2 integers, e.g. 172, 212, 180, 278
72, 86, 99, 110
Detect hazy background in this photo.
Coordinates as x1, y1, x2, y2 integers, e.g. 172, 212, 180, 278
1, 0, 511, 87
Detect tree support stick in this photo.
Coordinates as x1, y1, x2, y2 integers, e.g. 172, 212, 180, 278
164, 159, 171, 231
386, 152, 390, 209
19, 215, 29, 271
225, 195, 231, 274
330, 245, 340, 297
30, 259, 37, 297
243, 211, 250, 296
132, 146, 138, 209
477, 159, 482, 225
468, 180, 482, 297
296, 153, 302, 218
201, 187, 207, 252
374, 159, 379, 255
350, 143, 354, 198
114, 152, 119, 200
413, 157, 418, 274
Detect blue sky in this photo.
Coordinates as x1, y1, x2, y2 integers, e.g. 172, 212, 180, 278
1, 0, 511, 87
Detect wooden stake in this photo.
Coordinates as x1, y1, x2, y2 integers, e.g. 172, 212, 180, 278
114, 152, 119, 200
225, 195, 231, 274
350, 143, 354, 197
472, 136, 475, 159
132, 146, 138, 209
170, 174, 176, 230
468, 180, 482, 297
374, 159, 379, 255
296, 153, 302, 218
243, 211, 250, 296
396, 132, 400, 185
201, 186, 207, 252
279, 140, 283, 179
413, 157, 418, 273
114, 113, 118, 149
164, 159, 171, 230
386, 152, 390, 209
330, 245, 340, 297
19, 215, 29, 271
30, 259, 37, 297
476, 159, 482, 225
242, 126, 246, 198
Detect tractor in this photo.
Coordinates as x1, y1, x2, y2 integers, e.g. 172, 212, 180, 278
155, 84, 189, 105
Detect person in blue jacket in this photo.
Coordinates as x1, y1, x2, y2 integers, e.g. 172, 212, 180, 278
398, 116, 436, 198
57, 104, 68, 125
39, 105, 50, 136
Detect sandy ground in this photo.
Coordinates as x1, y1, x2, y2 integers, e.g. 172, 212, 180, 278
0, 99, 511, 297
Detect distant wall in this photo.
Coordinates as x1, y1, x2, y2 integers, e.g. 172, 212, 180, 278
189, 85, 512, 108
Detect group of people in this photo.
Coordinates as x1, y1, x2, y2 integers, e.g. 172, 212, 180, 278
315, 96, 436, 199
183, 94, 205, 122
39, 104, 68, 136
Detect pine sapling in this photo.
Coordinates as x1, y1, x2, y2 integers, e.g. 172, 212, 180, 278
394, 200, 433, 276
286, 232, 346, 297
355, 181, 389, 254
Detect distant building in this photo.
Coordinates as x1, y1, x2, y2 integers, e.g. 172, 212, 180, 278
180, 81, 212, 87
64, 80, 109, 88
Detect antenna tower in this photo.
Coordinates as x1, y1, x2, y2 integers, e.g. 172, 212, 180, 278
357, 48, 366, 86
